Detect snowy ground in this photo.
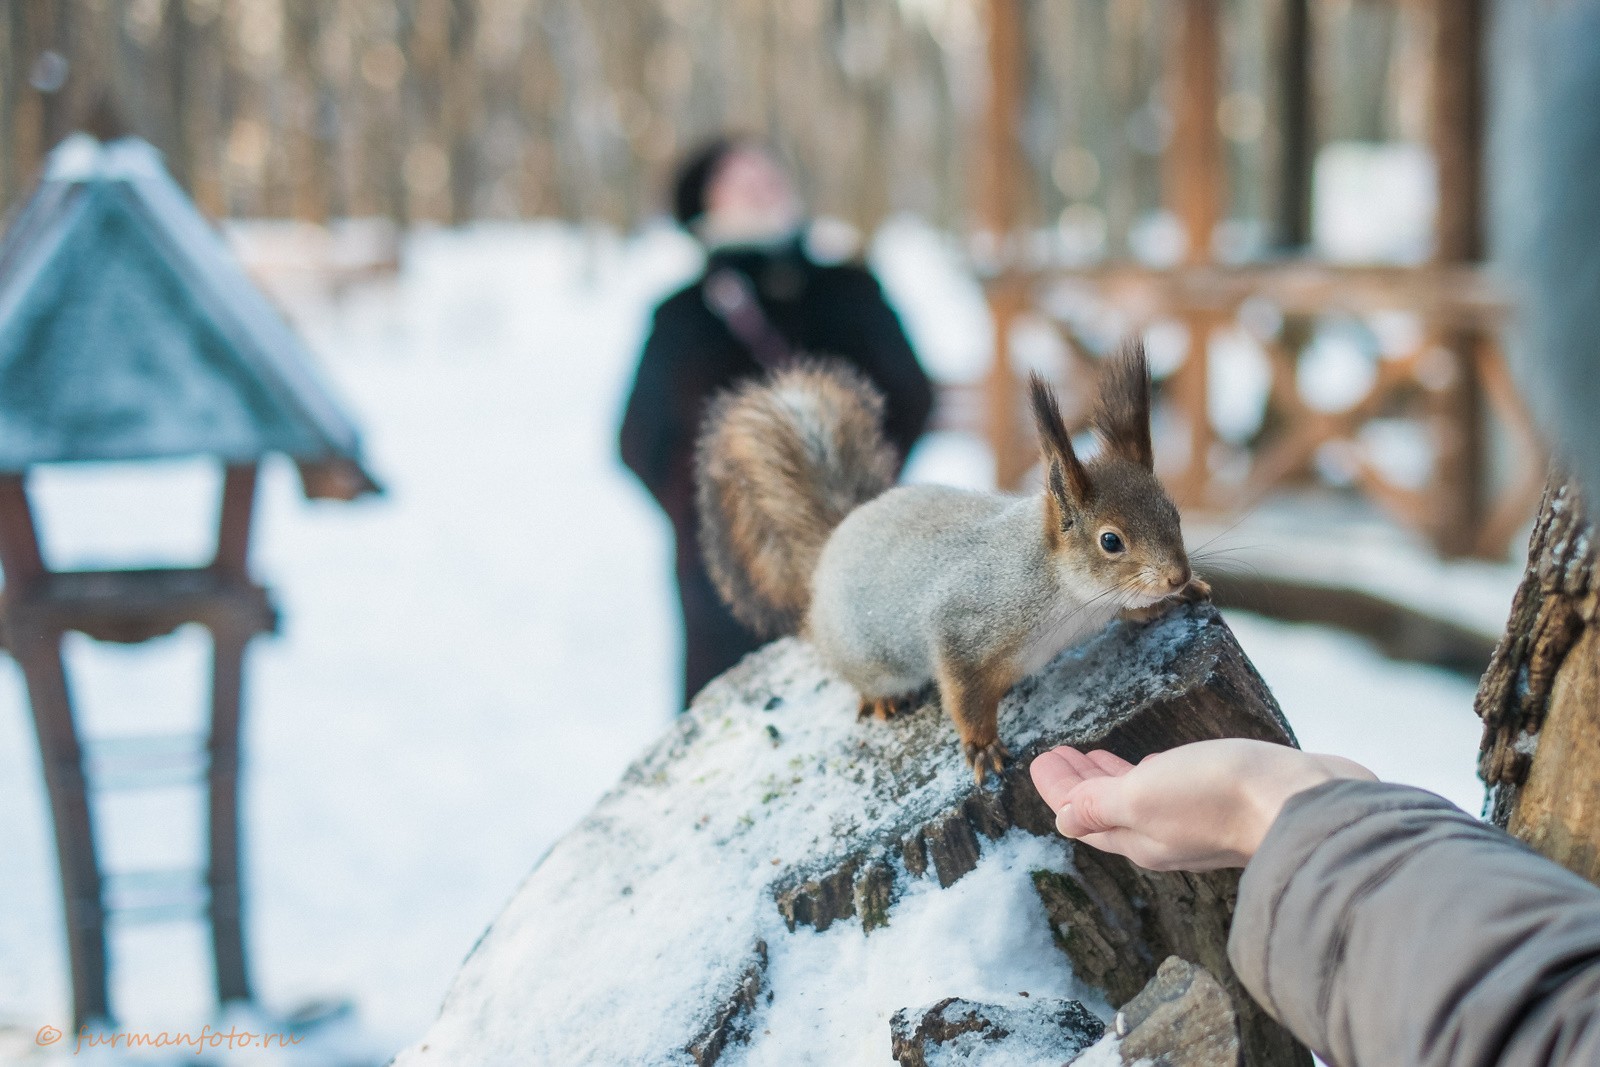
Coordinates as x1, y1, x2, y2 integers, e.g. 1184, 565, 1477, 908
0, 219, 1500, 1064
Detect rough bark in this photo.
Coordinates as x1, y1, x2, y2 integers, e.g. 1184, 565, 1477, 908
1478, 478, 1600, 880
395, 603, 1308, 1067
1106, 956, 1241, 1067
891, 958, 1240, 1067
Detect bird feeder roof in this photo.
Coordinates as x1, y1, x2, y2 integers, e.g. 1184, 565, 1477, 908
0, 135, 379, 499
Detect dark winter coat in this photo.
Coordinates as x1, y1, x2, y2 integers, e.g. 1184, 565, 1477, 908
619, 235, 934, 704
1230, 779, 1600, 1066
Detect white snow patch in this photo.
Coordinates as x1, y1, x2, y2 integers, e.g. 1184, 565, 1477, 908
1227, 613, 1486, 815
1071, 1034, 1148, 1067
741, 833, 1101, 1067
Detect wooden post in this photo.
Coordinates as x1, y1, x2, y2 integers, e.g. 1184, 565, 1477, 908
977, 0, 1026, 263
979, 0, 1031, 489
987, 279, 1032, 489
13, 626, 110, 1028
0, 476, 110, 1029
1428, 0, 1488, 557
1275, 0, 1314, 252
1165, 0, 1225, 507
208, 617, 253, 1004
0, 474, 45, 591
212, 465, 258, 579
209, 463, 258, 1002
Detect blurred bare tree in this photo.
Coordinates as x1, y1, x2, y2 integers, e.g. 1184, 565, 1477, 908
0, 0, 1410, 238
0, 0, 975, 229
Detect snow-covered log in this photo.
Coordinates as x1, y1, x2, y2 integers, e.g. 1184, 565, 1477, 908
395, 604, 1307, 1066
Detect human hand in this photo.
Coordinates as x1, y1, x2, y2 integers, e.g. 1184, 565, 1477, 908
1029, 739, 1376, 871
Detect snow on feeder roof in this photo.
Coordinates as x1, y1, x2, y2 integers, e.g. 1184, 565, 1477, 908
0, 134, 379, 499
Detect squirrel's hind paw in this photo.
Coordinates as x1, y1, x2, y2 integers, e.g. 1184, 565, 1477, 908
964, 740, 1011, 785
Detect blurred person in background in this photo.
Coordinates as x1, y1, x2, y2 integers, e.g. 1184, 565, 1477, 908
620, 136, 934, 708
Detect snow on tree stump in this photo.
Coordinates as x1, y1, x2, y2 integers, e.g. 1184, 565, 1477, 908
888, 995, 1104, 1065
394, 603, 1308, 1066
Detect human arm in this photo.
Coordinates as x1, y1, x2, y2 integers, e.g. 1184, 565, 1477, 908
1032, 740, 1600, 1066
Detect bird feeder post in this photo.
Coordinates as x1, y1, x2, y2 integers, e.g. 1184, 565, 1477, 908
0, 135, 380, 1030
207, 463, 260, 1005
0, 474, 111, 1028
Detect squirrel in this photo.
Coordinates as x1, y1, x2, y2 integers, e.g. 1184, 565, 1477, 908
694, 341, 1208, 782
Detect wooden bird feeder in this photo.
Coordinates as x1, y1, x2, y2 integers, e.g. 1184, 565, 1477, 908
0, 134, 381, 1029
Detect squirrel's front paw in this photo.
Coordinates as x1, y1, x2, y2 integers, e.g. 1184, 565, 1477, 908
858, 695, 910, 722
1179, 576, 1212, 603
963, 739, 1011, 785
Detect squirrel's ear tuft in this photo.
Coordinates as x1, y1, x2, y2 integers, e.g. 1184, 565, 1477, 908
1029, 372, 1091, 507
1094, 340, 1154, 471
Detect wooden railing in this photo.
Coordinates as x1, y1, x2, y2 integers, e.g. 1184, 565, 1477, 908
974, 261, 1542, 560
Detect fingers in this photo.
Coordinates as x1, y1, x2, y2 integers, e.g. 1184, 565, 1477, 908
1084, 749, 1134, 776
1031, 746, 1132, 813
1053, 775, 1132, 838
1029, 748, 1088, 810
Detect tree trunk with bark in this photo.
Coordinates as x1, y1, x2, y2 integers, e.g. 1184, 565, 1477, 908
1478, 478, 1600, 880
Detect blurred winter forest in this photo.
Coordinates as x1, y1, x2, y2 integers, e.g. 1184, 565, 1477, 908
2, 0, 1429, 246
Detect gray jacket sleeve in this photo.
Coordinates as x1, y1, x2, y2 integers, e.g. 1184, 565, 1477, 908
1227, 779, 1600, 1067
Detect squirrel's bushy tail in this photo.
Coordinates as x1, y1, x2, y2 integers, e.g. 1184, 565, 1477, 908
695, 361, 898, 637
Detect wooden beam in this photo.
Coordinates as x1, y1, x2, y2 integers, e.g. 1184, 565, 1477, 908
1017, 261, 1508, 328
1428, 0, 1489, 555
11, 625, 110, 1029
1210, 573, 1495, 679
0, 474, 46, 592
1431, 0, 1486, 264
212, 465, 258, 580
977, 0, 1026, 242
979, 0, 1031, 488
1166, 0, 1225, 267
1275, 0, 1315, 250
1164, 0, 1225, 505
986, 278, 1032, 488
208, 620, 253, 1004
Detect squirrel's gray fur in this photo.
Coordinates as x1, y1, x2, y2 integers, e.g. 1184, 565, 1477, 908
695, 342, 1201, 778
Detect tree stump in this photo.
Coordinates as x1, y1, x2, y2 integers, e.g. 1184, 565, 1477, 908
395, 604, 1307, 1066
1478, 479, 1600, 879
1107, 956, 1242, 1066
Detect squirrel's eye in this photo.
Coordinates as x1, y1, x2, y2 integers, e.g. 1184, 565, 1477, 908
1099, 531, 1125, 554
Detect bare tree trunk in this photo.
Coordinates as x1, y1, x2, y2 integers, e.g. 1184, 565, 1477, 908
1478, 478, 1600, 880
